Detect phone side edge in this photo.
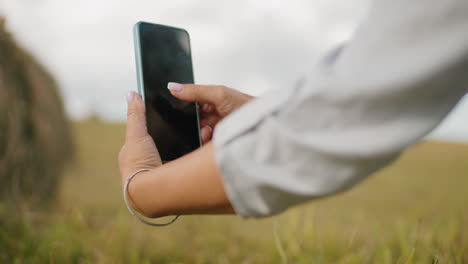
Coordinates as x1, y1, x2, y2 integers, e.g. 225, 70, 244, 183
184, 30, 203, 148
133, 22, 145, 101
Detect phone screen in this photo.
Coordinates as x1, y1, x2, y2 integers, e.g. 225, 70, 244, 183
135, 22, 200, 162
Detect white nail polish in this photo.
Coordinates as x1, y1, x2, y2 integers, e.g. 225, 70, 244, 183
126, 91, 134, 103
167, 82, 183, 92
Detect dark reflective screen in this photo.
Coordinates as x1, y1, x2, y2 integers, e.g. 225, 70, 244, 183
138, 23, 200, 162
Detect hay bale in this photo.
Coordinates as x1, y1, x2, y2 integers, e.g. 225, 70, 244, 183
0, 18, 74, 206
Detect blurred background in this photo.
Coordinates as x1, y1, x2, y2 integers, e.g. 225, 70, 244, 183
0, 0, 467, 263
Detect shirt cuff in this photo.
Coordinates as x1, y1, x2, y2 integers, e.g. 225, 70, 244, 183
212, 86, 295, 217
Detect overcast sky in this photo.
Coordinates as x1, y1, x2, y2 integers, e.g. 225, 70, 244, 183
1, 0, 467, 143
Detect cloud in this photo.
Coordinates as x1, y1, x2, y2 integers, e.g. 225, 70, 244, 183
1, 0, 467, 143
429, 95, 468, 143
1, 0, 370, 120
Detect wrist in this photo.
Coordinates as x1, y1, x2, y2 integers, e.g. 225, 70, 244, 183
124, 168, 180, 226
126, 170, 156, 217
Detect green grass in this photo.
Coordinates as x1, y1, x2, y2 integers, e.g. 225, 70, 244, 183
1, 120, 467, 263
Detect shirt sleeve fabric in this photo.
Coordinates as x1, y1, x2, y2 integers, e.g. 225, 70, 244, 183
213, 0, 468, 218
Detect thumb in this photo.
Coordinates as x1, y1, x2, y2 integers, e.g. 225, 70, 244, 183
125, 91, 148, 142
168, 82, 225, 105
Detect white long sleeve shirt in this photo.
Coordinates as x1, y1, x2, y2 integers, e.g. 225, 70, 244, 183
212, 0, 468, 218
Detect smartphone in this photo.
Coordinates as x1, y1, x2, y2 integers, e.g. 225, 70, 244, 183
133, 22, 201, 162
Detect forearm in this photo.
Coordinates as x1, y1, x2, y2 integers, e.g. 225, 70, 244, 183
127, 142, 234, 218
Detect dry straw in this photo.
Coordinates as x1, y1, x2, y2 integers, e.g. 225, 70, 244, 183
0, 18, 74, 207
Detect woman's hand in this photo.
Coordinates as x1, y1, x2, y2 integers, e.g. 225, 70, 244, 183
168, 83, 254, 143
118, 89, 234, 218
119, 83, 252, 185
118, 91, 161, 187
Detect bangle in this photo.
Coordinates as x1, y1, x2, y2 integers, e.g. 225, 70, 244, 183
123, 168, 179, 226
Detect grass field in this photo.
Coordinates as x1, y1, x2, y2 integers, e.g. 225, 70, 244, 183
1, 120, 468, 263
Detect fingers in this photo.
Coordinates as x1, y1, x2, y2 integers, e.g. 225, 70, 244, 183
200, 119, 210, 128
200, 126, 213, 144
201, 114, 221, 128
201, 103, 215, 113
125, 91, 148, 142
168, 82, 226, 106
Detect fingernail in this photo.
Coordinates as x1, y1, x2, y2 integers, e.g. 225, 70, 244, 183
206, 125, 213, 132
127, 91, 134, 103
168, 82, 183, 92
